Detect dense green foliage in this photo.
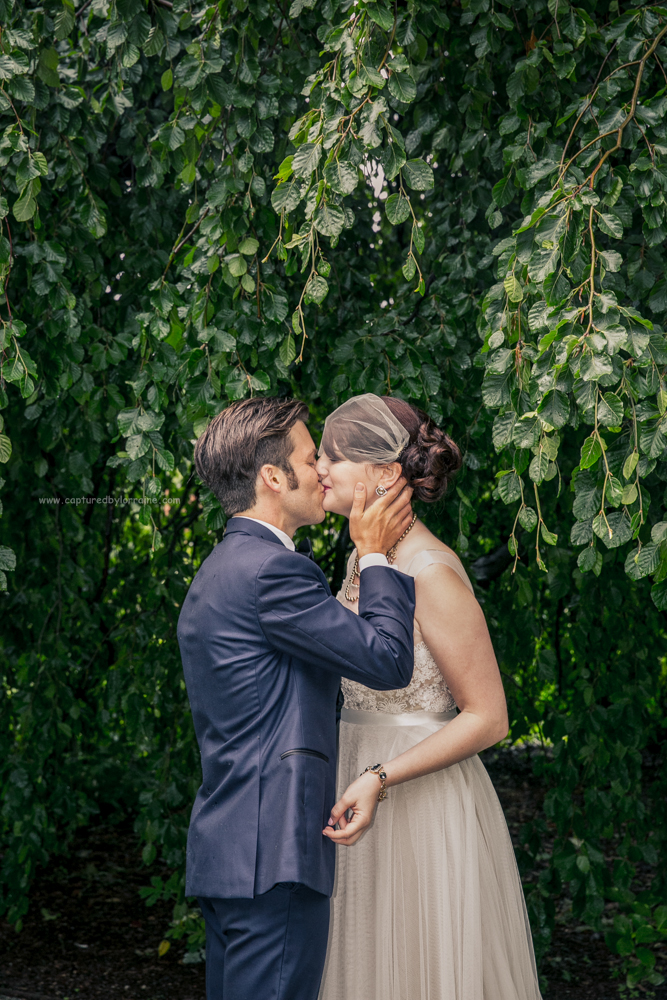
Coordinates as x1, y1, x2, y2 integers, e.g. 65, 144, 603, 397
1, 0, 667, 987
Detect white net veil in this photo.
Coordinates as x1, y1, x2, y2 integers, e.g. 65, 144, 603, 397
319, 393, 410, 464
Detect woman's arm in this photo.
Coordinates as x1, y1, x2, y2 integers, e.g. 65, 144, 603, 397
323, 564, 508, 845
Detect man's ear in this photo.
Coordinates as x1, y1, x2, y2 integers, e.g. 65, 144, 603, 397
258, 464, 283, 494
377, 462, 402, 489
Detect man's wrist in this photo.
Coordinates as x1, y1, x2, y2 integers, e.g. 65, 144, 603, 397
358, 552, 390, 571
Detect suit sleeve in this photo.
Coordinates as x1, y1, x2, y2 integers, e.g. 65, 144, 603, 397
255, 550, 415, 690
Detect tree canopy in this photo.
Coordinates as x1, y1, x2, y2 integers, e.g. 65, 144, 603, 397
1, 0, 667, 988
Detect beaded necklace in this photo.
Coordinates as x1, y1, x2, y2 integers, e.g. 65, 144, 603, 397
344, 513, 418, 603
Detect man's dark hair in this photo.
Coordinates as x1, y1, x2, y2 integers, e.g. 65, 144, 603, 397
194, 397, 310, 515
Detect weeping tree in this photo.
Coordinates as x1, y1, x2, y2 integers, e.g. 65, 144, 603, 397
1, 0, 667, 987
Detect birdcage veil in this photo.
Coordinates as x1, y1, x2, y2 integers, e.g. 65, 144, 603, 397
319, 393, 410, 464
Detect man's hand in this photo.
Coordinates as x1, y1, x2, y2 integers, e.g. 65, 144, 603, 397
321, 772, 381, 846
349, 478, 413, 559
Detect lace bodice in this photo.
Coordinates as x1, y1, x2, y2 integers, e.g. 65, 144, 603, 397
338, 548, 475, 714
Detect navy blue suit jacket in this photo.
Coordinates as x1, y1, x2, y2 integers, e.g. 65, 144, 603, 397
177, 517, 415, 900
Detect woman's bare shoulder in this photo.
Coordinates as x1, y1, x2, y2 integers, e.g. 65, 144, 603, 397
395, 520, 458, 568
395, 522, 476, 600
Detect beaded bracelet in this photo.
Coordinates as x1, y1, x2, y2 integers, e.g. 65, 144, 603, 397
360, 762, 388, 802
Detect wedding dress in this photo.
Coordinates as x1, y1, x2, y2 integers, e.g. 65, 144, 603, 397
318, 548, 543, 1000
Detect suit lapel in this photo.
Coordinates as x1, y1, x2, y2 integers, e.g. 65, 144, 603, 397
224, 517, 288, 548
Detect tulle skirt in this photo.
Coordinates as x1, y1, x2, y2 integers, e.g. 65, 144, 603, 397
319, 714, 542, 1000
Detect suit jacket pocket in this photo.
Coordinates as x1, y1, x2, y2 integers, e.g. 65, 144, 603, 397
280, 747, 329, 763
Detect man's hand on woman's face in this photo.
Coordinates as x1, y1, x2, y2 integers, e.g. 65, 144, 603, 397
349, 478, 413, 559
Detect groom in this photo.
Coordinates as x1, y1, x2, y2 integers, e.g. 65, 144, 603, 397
178, 396, 416, 1000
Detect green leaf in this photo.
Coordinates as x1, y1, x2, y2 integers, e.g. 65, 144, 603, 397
497, 472, 522, 504
593, 511, 633, 549
598, 392, 624, 426
402, 256, 416, 281
528, 245, 560, 281
579, 351, 613, 381
503, 273, 523, 302
598, 213, 623, 239
12, 185, 37, 222
37, 47, 60, 87
0, 435, 12, 463
154, 447, 175, 472
492, 413, 516, 451
482, 370, 513, 408
161, 68, 173, 91
652, 580, 667, 610
541, 523, 558, 546
279, 335, 296, 366
524, 159, 558, 188
271, 179, 302, 214
381, 143, 406, 181
607, 476, 623, 506
580, 435, 601, 469
117, 409, 141, 435
529, 452, 549, 483
360, 63, 385, 89
323, 161, 358, 195
402, 159, 434, 191
304, 274, 328, 305
412, 223, 425, 256
578, 546, 597, 572
388, 72, 417, 104
292, 142, 322, 179
227, 255, 247, 277
640, 422, 667, 459
621, 483, 638, 505
0, 545, 16, 572
538, 389, 569, 429
492, 176, 516, 208
518, 506, 537, 531
54, 0, 75, 41
625, 543, 660, 581
385, 194, 411, 225
313, 203, 346, 238
249, 370, 270, 391
142, 842, 156, 865
366, 5, 394, 30
238, 237, 260, 256
598, 249, 622, 272
651, 522, 667, 544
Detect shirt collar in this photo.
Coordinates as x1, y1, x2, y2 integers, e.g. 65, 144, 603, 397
231, 516, 295, 551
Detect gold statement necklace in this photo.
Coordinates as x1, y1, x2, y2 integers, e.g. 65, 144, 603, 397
345, 513, 418, 603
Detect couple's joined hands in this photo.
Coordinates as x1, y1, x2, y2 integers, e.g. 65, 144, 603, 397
349, 478, 413, 561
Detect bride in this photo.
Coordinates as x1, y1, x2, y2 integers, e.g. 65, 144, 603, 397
316, 394, 542, 1000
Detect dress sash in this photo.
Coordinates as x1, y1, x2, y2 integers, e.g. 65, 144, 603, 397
341, 707, 457, 728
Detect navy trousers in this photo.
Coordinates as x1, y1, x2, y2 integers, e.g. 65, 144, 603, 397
199, 882, 330, 1000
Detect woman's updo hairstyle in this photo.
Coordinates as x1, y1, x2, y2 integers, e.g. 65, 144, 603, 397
381, 397, 462, 503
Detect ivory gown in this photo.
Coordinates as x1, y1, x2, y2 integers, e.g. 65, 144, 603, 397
319, 548, 542, 1000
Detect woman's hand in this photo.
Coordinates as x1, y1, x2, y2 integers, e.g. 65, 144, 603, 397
322, 771, 382, 846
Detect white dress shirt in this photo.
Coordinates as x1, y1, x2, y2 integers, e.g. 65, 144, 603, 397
232, 516, 390, 571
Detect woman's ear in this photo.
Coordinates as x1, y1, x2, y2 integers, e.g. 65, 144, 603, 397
376, 462, 402, 489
